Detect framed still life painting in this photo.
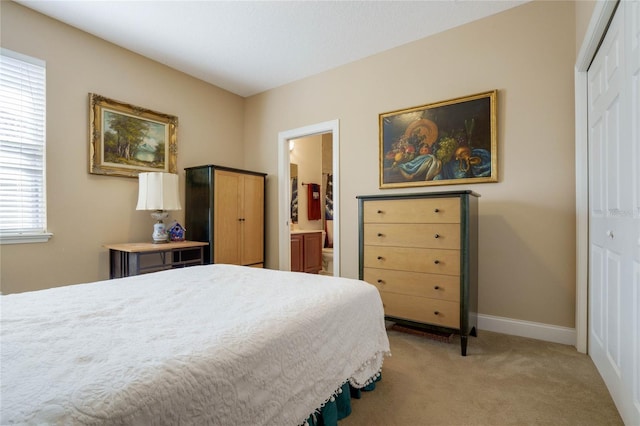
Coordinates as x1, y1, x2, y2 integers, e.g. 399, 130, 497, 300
379, 90, 497, 188
89, 93, 178, 178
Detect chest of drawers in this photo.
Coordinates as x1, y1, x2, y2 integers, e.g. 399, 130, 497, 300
357, 191, 479, 355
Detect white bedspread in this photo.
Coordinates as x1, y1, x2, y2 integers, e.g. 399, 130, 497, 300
0, 264, 390, 425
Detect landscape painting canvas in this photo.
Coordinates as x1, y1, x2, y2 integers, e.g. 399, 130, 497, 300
379, 90, 497, 188
89, 93, 178, 178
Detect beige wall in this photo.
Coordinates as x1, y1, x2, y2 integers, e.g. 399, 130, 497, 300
245, 0, 578, 328
0, 1, 245, 293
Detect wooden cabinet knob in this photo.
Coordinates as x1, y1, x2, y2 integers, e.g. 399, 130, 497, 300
434, 260, 440, 264
434, 285, 440, 290
377, 210, 383, 214
377, 256, 384, 260
377, 279, 385, 284
377, 233, 383, 237
434, 233, 440, 239
434, 208, 440, 213
434, 311, 440, 316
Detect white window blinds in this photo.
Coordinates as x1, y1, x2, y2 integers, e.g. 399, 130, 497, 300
0, 49, 51, 243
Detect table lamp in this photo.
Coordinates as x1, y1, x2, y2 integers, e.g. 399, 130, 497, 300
136, 172, 182, 243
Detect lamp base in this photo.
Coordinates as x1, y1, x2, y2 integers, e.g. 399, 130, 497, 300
150, 210, 169, 243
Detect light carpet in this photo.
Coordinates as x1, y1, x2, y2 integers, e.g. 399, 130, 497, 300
341, 327, 622, 425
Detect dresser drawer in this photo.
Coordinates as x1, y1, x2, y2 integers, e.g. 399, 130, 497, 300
380, 292, 460, 328
363, 223, 460, 250
364, 268, 460, 302
363, 198, 460, 224
364, 246, 460, 275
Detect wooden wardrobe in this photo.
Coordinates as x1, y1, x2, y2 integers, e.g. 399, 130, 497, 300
185, 165, 266, 267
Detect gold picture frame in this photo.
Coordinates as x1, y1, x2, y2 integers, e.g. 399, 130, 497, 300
89, 93, 178, 178
379, 90, 497, 188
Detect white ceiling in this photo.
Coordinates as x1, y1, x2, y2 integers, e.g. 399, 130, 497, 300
16, 0, 528, 97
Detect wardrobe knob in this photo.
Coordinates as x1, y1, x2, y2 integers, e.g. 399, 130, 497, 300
377, 210, 383, 214
377, 279, 385, 285
377, 256, 384, 260
434, 311, 440, 316
434, 208, 440, 213
434, 285, 440, 290
377, 233, 383, 237
434, 260, 440, 265
434, 233, 440, 239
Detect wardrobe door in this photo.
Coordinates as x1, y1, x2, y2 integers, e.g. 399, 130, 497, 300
213, 170, 241, 264
241, 173, 265, 266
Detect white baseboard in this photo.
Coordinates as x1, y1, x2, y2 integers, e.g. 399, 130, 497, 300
477, 314, 576, 347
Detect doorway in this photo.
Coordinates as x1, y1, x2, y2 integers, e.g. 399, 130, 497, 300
278, 120, 340, 276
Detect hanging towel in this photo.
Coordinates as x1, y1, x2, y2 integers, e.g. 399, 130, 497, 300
307, 183, 321, 220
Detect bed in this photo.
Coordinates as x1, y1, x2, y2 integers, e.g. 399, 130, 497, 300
0, 264, 390, 425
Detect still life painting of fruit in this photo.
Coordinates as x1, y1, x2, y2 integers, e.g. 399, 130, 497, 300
380, 90, 497, 188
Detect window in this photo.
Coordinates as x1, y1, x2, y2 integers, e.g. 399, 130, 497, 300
0, 49, 51, 244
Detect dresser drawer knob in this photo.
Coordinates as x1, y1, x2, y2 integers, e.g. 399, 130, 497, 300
377, 233, 384, 237
434, 208, 440, 213
377, 210, 383, 214
377, 256, 384, 260
434, 233, 440, 239
434, 311, 440, 316
434, 260, 440, 265
377, 279, 385, 285
434, 285, 440, 290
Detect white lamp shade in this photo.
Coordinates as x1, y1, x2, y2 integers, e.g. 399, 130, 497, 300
136, 172, 182, 211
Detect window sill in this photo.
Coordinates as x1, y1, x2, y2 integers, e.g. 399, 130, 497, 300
0, 233, 53, 245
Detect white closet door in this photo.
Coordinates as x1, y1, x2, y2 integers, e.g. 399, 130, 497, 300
588, 1, 640, 424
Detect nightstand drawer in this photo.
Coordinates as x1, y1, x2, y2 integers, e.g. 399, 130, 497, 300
363, 246, 460, 275
380, 292, 460, 328
363, 223, 460, 249
364, 268, 460, 302
363, 198, 460, 224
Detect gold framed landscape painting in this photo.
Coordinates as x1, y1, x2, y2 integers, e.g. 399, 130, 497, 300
379, 90, 497, 188
89, 93, 178, 178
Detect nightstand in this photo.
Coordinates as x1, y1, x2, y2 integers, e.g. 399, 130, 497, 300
104, 241, 209, 279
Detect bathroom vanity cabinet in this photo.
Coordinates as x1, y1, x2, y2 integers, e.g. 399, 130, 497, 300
291, 230, 323, 274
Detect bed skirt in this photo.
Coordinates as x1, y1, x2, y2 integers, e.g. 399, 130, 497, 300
305, 374, 382, 426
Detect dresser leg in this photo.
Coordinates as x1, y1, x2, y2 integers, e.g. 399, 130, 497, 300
461, 335, 468, 356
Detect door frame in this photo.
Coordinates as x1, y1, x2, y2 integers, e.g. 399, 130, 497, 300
574, 0, 618, 354
277, 120, 340, 276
